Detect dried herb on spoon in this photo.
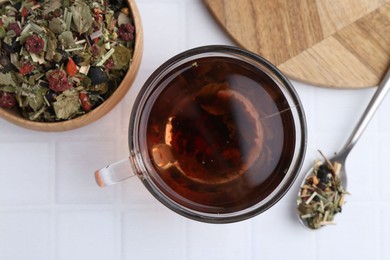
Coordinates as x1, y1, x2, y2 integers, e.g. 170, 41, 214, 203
297, 151, 349, 229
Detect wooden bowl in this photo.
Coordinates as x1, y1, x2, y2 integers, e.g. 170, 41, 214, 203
0, 0, 143, 132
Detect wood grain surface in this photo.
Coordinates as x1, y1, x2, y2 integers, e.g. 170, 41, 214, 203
204, 0, 390, 88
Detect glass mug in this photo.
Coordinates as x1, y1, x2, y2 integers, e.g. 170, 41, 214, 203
95, 45, 307, 223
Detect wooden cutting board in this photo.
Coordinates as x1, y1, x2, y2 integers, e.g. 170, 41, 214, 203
203, 0, 390, 88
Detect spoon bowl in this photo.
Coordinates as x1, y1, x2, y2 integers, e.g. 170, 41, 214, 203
297, 150, 348, 230
297, 65, 390, 230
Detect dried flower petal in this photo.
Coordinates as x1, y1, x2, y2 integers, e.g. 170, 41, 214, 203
25, 34, 45, 54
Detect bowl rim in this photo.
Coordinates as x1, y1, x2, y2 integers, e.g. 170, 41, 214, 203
0, 0, 143, 132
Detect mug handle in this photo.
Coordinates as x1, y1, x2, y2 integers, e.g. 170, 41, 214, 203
95, 158, 135, 187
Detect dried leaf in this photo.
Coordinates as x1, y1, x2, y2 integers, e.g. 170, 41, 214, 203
45, 31, 58, 61
43, 0, 62, 16
59, 31, 76, 48
112, 45, 131, 70
49, 17, 66, 34
0, 72, 17, 87
53, 89, 81, 119
0, 26, 6, 38
0, 85, 16, 92
26, 87, 46, 112
70, 0, 93, 34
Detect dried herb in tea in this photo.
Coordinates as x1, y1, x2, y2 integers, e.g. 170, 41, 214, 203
297, 152, 349, 229
0, 0, 135, 121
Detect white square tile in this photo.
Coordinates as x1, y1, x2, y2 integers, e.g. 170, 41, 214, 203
119, 68, 153, 133
342, 136, 377, 201
312, 133, 353, 163
137, 1, 186, 70
121, 177, 157, 205
56, 141, 118, 204
292, 80, 316, 135
187, 220, 251, 260
0, 212, 50, 260
379, 141, 390, 200
313, 87, 376, 135
252, 203, 315, 260
383, 207, 390, 260
0, 119, 31, 137
317, 204, 380, 260
0, 142, 51, 204
185, 1, 234, 48
122, 207, 186, 260
56, 211, 116, 260
71, 103, 121, 137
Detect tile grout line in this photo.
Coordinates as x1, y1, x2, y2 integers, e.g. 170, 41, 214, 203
376, 207, 382, 260
116, 79, 127, 260
375, 137, 383, 260
250, 220, 255, 260
115, 149, 124, 260
50, 139, 58, 260
113, 208, 122, 260
184, 220, 190, 259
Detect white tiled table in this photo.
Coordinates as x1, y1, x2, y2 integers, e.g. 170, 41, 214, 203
1, 1, 389, 259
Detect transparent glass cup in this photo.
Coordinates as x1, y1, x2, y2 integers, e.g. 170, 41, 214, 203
95, 45, 307, 223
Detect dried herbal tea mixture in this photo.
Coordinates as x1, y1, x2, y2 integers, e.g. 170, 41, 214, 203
0, 0, 135, 121
297, 152, 349, 229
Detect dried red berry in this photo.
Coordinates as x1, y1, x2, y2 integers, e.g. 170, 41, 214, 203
91, 44, 100, 57
21, 7, 29, 18
0, 91, 17, 108
25, 34, 45, 54
104, 58, 115, 71
8, 22, 22, 37
66, 58, 78, 77
79, 92, 93, 112
117, 23, 134, 41
47, 69, 73, 92
19, 61, 35, 76
93, 8, 103, 23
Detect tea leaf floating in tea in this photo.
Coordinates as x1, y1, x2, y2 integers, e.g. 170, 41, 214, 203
297, 151, 349, 229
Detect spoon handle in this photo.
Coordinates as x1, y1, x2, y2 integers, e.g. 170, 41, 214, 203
339, 66, 390, 156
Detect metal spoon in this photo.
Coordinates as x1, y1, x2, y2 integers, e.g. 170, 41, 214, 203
297, 66, 390, 230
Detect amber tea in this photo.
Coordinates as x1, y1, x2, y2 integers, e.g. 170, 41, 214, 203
140, 56, 296, 214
